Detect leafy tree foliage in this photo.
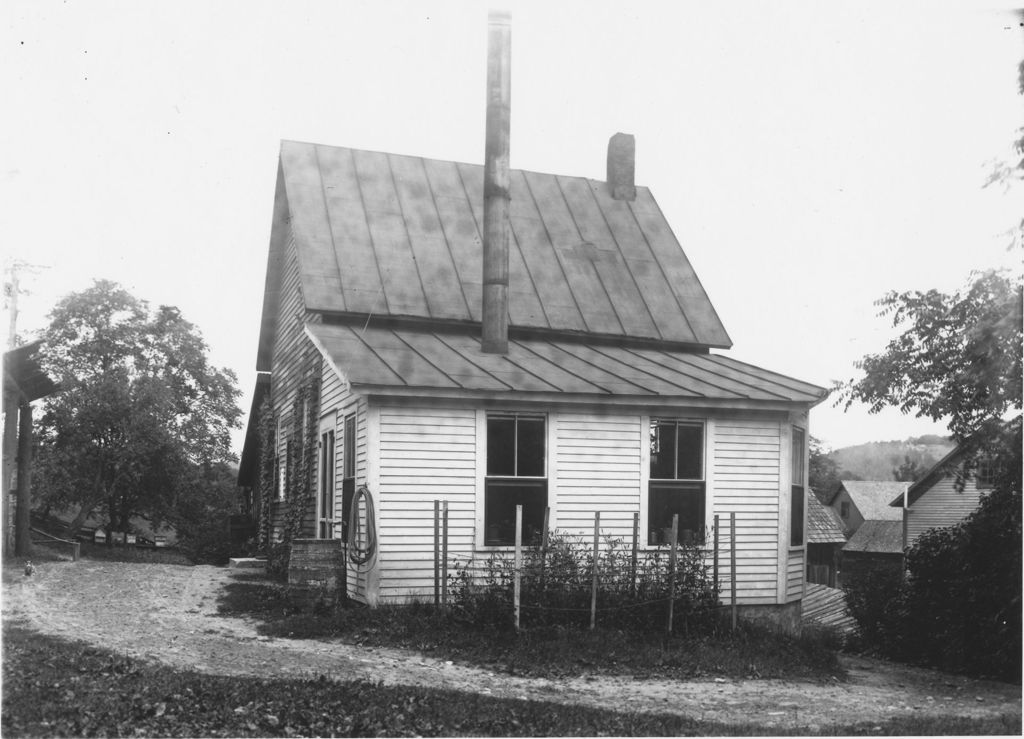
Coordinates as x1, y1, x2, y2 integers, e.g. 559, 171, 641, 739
839, 267, 1022, 681
891, 454, 925, 483
808, 436, 842, 501
33, 280, 242, 538
838, 268, 1021, 447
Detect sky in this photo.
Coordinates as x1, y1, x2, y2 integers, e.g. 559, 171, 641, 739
3, 0, 1022, 454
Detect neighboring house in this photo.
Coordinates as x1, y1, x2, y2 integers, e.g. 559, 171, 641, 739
888, 444, 991, 551
827, 480, 905, 537
806, 492, 846, 588
237, 134, 827, 630
840, 519, 904, 575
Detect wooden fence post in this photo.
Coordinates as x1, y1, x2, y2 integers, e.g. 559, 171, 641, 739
590, 511, 600, 631
514, 504, 522, 631
433, 500, 440, 607
713, 513, 720, 593
630, 511, 639, 596
667, 513, 679, 635
539, 506, 550, 593
442, 500, 449, 610
730, 511, 737, 632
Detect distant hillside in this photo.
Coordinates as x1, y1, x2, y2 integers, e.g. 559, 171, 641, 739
830, 435, 955, 482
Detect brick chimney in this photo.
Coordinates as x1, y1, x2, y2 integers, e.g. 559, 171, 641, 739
607, 132, 636, 201
481, 10, 511, 354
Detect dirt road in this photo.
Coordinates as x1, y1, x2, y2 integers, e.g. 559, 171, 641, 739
3, 560, 1020, 731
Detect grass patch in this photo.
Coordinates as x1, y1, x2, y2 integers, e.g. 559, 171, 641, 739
216, 576, 843, 681
4, 623, 1018, 737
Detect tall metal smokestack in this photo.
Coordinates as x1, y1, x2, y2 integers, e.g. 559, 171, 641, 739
481, 9, 511, 354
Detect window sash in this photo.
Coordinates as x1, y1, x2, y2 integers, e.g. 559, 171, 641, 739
791, 427, 806, 546
483, 478, 547, 546
647, 480, 705, 545
650, 420, 704, 481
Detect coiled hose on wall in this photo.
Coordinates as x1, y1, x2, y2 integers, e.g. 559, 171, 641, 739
347, 484, 377, 565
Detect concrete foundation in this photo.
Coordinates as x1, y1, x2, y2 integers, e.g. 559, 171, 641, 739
731, 600, 803, 635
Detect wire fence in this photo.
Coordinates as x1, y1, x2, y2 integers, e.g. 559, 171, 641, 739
430, 502, 740, 633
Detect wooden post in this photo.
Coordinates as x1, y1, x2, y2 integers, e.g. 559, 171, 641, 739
539, 506, 550, 592
514, 504, 522, 631
442, 500, 449, 609
713, 514, 720, 593
630, 511, 639, 596
2, 389, 18, 558
433, 500, 440, 607
667, 514, 679, 634
730, 512, 737, 632
14, 400, 33, 557
590, 511, 600, 630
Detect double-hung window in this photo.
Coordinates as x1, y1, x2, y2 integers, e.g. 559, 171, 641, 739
648, 419, 705, 544
484, 413, 547, 546
340, 414, 356, 543
791, 426, 806, 546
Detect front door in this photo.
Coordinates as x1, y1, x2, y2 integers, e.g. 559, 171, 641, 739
318, 414, 337, 539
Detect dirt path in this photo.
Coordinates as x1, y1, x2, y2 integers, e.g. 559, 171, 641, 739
3, 560, 1020, 730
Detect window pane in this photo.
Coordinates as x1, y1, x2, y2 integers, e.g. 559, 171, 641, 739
487, 417, 516, 476
791, 484, 805, 546
484, 479, 547, 546
676, 423, 703, 480
344, 415, 356, 479
516, 417, 545, 477
792, 427, 805, 481
340, 479, 355, 543
650, 421, 676, 479
648, 481, 705, 544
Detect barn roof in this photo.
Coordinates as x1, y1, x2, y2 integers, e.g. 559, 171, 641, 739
3, 340, 59, 402
843, 520, 903, 554
807, 493, 846, 544
278, 140, 731, 349
305, 322, 826, 405
834, 481, 906, 522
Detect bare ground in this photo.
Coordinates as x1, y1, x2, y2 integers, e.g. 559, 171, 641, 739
3, 560, 1020, 731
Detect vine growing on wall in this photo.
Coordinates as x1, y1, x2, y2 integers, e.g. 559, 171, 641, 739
283, 353, 321, 547
255, 394, 275, 553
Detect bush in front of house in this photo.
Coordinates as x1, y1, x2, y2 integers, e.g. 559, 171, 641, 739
449, 530, 719, 633
843, 478, 1022, 682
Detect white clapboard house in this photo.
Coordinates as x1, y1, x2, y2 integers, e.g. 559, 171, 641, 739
236, 131, 827, 630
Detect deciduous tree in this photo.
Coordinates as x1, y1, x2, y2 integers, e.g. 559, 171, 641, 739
33, 280, 242, 538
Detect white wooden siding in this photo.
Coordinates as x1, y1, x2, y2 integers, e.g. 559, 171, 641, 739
377, 407, 478, 601
906, 474, 984, 545
712, 420, 781, 605
319, 357, 371, 602
786, 554, 804, 602
556, 413, 642, 541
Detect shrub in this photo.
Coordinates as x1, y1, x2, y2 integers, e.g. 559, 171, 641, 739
449, 530, 719, 633
843, 473, 1022, 682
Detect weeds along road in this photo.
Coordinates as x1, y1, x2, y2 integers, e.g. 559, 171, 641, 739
3, 560, 1020, 731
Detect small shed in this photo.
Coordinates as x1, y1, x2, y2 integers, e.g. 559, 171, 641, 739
806, 493, 846, 587
841, 519, 904, 577
3, 340, 60, 557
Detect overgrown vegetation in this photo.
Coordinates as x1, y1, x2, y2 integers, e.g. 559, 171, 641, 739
4, 623, 1018, 737
837, 262, 1022, 683
448, 530, 718, 633
216, 572, 842, 682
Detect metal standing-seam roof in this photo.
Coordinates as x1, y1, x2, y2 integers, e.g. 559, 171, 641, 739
305, 322, 826, 404
843, 520, 904, 554
807, 494, 847, 544
279, 140, 732, 349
